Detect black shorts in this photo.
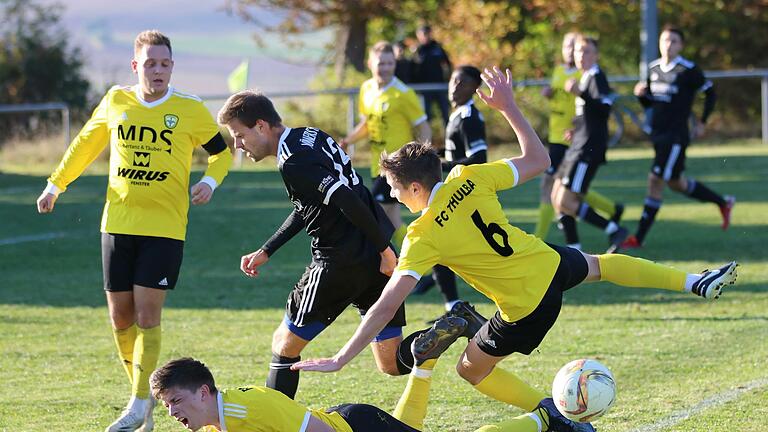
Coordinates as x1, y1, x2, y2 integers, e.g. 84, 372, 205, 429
101, 233, 184, 292
473, 243, 588, 357
556, 158, 600, 194
545, 143, 569, 175
286, 255, 407, 328
371, 175, 398, 204
651, 132, 689, 181
326, 403, 420, 432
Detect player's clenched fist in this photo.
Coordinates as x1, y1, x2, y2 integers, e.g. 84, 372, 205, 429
240, 249, 268, 277
36, 192, 57, 213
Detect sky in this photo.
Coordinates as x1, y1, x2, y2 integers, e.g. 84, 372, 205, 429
51, 0, 330, 99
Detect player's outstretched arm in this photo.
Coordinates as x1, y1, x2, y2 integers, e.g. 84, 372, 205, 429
292, 274, 417, 373
476, 66, 549, 185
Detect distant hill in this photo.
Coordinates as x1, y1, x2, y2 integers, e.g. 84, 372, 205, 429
56, 0, 328, 97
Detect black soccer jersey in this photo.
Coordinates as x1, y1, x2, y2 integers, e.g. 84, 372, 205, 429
639, 56, 715, 139
273, 127, 394, 264
571, 65, 612, 164
444, 100, 487, 166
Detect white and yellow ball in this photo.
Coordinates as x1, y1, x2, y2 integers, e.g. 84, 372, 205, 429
551, 358, 616, 422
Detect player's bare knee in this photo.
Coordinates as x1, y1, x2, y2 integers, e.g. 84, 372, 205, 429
376, 361, 401, 376
456, 357, 484, 385
135, 309, 161, 328
271, 328, 304, 357
668, 178, 686, 192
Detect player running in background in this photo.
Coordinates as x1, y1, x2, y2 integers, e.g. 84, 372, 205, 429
535, 32, 622, 241
551, 36, 629, 253
412, 65, 488, 317
293, 66, 738, 432
340, 41, 432, 250
36, 30, 233, 432
620, 25, 731, 250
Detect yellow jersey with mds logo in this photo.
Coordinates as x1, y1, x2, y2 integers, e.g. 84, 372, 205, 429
396, 160, 560, 322
48, 85, 231, 240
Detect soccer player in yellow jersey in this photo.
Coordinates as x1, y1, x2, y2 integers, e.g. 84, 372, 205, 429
295, 67, 738, 432
35, 30, 232, 432
150, 318, 520, 432
340, 41, 432, 248
535, 32, 622, 243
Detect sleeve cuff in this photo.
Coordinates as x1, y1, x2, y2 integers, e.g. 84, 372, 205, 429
395, 269, 421, 280
44, 181, 61, 197
412, 115, 428, 126
198, 176, 218, 191
503, 159, 520, 187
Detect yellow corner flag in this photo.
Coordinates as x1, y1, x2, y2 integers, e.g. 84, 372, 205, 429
227, 59, 249, 93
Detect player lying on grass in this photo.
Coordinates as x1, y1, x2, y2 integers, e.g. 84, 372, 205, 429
151, 316, 584, 432
292, 66, 738, 432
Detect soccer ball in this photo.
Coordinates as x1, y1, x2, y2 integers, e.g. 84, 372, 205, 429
551, 359, 616, 423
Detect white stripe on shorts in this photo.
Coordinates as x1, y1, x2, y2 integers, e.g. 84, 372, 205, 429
295, 266, 322, 326
663, 144, 682, 181
571, 161, 589, 193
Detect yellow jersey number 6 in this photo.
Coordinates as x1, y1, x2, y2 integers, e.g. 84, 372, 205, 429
471, 210, 513, 256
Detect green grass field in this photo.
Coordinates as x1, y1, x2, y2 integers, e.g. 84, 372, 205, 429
1, 141, 766, 431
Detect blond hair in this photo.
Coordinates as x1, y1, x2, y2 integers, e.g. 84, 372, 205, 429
134, 30, 172, 57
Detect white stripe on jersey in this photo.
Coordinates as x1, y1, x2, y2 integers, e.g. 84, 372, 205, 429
663, 144, 682, 181
322, 181, 344, 205
171, 90, 203, 102
503, 159, 520, 187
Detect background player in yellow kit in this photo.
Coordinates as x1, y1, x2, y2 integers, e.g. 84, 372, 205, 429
294, 67, 737, 432
35, 30, 232, 432
340, 41, 432, 248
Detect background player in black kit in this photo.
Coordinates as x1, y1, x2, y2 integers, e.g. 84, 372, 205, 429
552, 35, 629, 253
621, 25, 732, 250
412, 66, 488, 319
218, 90, 417, 399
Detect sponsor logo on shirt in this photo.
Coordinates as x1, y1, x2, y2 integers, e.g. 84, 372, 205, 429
133, 152, 151, 167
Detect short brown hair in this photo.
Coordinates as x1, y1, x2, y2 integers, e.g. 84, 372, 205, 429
575, 35, 599, 51
150, 358, 217, 399
369, 41, 394, 58
217, 90, 282, 128
379, 142, 442, 189
134, 30, 172, 57
662, 25, 685, 43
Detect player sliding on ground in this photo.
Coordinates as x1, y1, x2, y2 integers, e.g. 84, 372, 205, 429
293, 66, 738, 432
151, 316, 567, 432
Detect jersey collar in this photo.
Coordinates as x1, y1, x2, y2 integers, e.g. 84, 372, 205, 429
422, 181, 444, 214
660, 56, 683, 73
216, 391, 227, 431
449, 99, 474, 121
375, 77, 400, 93
132, 85, 174, 108
276, 127, 292, 167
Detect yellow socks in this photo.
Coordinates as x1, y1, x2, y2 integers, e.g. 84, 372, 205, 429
474, 412, 545, 432
584, 190, 615, 217
112, 323, 138, 384
393, 224, 408, 250
132, 325, 162, 399
393, 358, 436, 430
473, 367, 546, 412
598, 254, 686, 291
534, 203, 555, 240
